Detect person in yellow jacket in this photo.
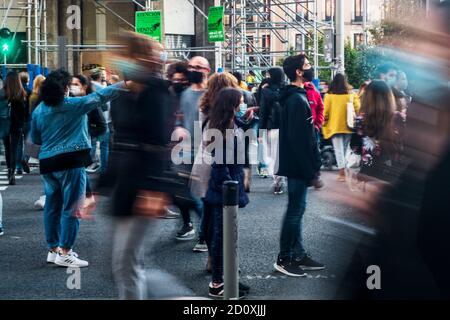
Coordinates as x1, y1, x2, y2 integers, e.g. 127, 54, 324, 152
322, 73, 360, 181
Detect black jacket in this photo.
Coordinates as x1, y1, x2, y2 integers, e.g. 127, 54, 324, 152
87, 106, 107, 138
260, 85, 281, 130
277, 85, 321, 183
99, 77, 174, 217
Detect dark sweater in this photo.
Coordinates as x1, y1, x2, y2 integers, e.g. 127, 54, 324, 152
104, 77, 174, 217
277, 85, 321, 183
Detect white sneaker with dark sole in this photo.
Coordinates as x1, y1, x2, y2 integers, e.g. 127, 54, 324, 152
193, 240, 208, 252
55, 252, 89, 268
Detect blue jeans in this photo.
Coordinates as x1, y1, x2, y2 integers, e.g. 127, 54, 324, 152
90, 127, 110, 174
42, 167, 86, 249
179, 195, 204, 239
279, 178, 308, 261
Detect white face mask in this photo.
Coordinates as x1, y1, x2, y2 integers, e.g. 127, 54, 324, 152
70, 85, 82, 97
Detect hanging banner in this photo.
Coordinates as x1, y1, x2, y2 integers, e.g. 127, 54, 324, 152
135, 10, 162, 42
208, 6, 225, 42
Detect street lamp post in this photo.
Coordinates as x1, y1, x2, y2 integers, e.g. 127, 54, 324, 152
335, 0, 345, 73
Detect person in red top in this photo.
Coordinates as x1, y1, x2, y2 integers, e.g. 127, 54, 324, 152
304, 81, 325, 189
304, 82, 324, 131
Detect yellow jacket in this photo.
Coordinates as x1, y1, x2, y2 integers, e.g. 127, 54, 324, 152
322, 93, 360, 140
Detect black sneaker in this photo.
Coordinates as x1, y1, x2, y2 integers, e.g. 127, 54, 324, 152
21, 160, 31, 174
294, 255, 325, 271
274, 257, 307, 277
273, 183, 284, 195
208, 282, 247, 299
175, 223, 195, 241
0, 227, 4, 236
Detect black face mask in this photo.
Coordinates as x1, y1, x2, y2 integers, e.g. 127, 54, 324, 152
302, 68, 315, 82
187, 70, 204, 84
172, 82, 188, 94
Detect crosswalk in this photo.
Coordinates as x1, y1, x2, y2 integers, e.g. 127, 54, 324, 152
0, 169, 23, 191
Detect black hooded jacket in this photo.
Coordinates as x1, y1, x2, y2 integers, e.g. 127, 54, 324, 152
277, 85, 321, 183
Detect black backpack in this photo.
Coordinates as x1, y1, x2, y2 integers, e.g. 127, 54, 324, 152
267, 89, 282, 130
88, 106, 107, 138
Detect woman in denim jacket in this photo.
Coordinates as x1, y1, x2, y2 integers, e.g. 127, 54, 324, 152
31, 69, 125, 268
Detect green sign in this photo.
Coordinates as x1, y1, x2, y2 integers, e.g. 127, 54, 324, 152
135, 10, 162, 42
208, 6, 224, 42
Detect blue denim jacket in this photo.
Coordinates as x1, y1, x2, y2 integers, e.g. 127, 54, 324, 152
31, 84, 124, 160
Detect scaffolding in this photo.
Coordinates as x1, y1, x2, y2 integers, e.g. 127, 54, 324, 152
1, 0, 334, 77
221, 0, 333, 78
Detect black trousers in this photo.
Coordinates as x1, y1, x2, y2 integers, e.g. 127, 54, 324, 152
3, 131, 21, 172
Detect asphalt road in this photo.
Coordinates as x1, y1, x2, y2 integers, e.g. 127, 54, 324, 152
0, 166, 375, 300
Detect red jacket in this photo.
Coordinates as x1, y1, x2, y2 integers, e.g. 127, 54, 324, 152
304, 82, 324, 130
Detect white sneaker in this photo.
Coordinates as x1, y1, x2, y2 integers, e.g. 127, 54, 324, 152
54, 251, 89, 268
86, 163, 100, 174
47, 250, 78, 264
162, 207, 180, 219
34, 195, 46, 210
47, 250, 57, 263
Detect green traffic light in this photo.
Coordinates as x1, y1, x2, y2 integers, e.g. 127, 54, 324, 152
2, 43, 9, 52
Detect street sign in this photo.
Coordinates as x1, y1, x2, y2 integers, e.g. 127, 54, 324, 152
324, 28, 334, 63
208, 6, 225, 42
135, 10, 162, 42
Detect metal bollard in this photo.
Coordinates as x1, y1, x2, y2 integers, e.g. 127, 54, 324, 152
223, 180, 239, 300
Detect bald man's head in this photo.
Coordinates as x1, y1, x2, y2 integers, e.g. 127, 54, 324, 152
188, 56, 210, 75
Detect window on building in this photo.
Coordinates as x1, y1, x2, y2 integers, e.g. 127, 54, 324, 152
354, 33, 364, 47
295, 34, 304, 52
354, 0, 363, 22
262, 34, 271, 53
246, 35, 254, 53
325, 0, 335, 21
296, 0, 311, 21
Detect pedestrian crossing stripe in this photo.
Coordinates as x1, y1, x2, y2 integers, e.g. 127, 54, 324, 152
0, 176, 23, 180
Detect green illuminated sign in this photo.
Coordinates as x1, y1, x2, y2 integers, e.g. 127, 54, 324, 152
208, 6, 224, 42
135, 10, 162, 42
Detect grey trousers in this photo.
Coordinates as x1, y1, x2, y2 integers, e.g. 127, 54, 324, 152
112, 216, 150, 300
112, 216, 194, 300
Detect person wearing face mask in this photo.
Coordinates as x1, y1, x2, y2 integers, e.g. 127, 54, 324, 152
303, 68, 325, 189
375, 62, 398, 87
204, 87, 250, 299
174, 57, 210, 242
234, 84, 258, 193
88, 67, 111, 174
72, 75, 107, 212
322, 73, 360, 182
30, 69, 125, 268
393, 70, 411, 119
274, 54, 324, 277
167, 61, 190, 125
179, 56, 211, 151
